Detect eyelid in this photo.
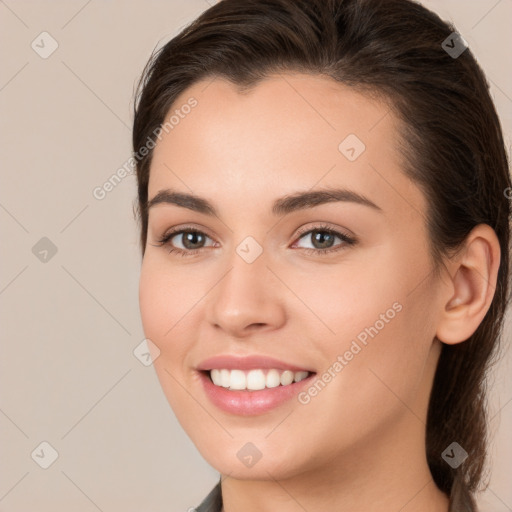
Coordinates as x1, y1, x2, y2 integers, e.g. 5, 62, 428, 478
290, 223, 357, 254
157, 224, 217, 248
152, 222, 357, 256
158, 223, 217, 241
293, 222, 355, 240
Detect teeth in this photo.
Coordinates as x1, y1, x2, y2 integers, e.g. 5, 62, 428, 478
247, 369, 266, 390
280, 370, 294, 386
220, 369, 230, 388
230, 369, 246, 390
210, 369, 221, 386
209, 369, 311, 391
266, 369, 281, 388
295, 370, 309, 382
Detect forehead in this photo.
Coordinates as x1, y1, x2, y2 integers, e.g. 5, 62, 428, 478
148, 73, 426, 221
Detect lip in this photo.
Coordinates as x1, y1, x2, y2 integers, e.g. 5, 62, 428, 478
196, 354, 316, 416
196, 354, 314, 372
198, 370, 316, 416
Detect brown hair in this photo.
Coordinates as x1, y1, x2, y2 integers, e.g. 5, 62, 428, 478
132, 0, 511, 509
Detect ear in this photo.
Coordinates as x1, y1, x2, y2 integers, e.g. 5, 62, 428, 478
436, 224, 501, 345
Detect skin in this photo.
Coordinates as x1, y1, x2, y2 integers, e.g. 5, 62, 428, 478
138, 73, 500, 511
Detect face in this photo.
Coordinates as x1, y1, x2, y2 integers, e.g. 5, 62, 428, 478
139, 73, 444, 481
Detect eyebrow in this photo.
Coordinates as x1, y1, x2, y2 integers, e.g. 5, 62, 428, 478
147, 187, 382, 216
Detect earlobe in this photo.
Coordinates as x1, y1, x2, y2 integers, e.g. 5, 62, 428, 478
435, 224, 501, 345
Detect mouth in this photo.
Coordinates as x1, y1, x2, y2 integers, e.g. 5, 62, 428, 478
196, 354, 317, 415
201, 368, 315, 391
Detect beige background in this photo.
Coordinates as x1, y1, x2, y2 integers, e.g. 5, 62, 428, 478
0, 0, 510, 510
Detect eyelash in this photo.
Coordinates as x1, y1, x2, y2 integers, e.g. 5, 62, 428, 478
152, 223, 357, 257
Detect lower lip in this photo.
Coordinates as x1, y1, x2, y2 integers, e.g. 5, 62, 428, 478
198, 371, 316, 416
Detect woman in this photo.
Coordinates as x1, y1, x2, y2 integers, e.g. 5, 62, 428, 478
132, 0, 511, 510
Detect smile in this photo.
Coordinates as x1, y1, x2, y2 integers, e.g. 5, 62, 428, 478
196, 354, 316, 415
209, 368, 311, 391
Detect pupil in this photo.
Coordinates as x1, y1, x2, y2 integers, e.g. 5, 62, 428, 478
180, 231, 334, 250
184, 232, 203, 249
313, 231, 333, 249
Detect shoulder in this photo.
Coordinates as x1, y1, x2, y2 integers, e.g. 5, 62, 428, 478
195, 481, 222, 512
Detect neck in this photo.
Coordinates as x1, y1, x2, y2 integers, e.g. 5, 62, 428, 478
219, 414, 449, 512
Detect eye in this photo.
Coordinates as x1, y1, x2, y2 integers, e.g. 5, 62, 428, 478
292, 224, 357, 255
151, 226, 216, 256
151, 223, 357, 257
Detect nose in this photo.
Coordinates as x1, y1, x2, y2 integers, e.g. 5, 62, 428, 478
205, 248, 286, 339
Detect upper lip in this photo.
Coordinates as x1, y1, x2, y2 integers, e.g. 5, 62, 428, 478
196, 355, 314, 373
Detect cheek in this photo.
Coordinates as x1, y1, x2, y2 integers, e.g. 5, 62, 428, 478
139, 256, 197, 341
138, 258, 199, 412
326, 285, 437, 431
138, 257, 196, 373
139, 261, 168, 341
279, 257, 402, 343
303, 252, 437, 411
